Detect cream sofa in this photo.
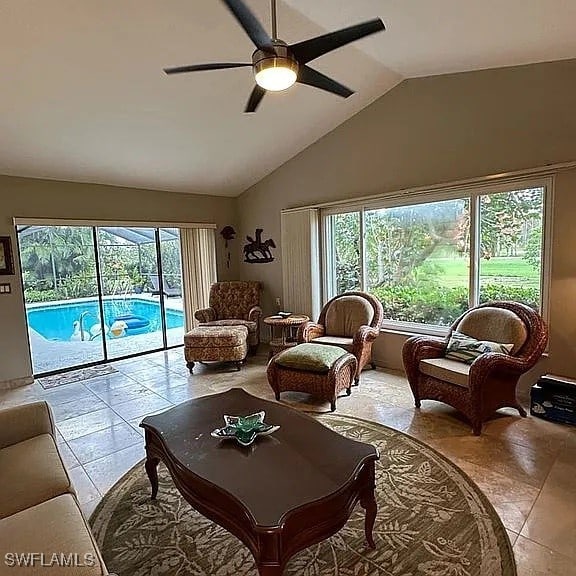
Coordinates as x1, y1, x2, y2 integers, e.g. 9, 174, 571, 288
0, 401, 107, 575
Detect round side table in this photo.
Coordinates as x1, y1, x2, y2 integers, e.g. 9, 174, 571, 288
264, 314, 310, 358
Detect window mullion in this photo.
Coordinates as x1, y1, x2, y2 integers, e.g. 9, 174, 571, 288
469, 195, 480, 307
322, 215, 334, 300
360, 209, 366, 291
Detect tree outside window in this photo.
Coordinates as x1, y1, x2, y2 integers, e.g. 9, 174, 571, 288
326, 186, 545, 327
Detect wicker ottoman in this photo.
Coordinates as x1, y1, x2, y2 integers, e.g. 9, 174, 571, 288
267, 343, 357, 411
184, 325, 248, 374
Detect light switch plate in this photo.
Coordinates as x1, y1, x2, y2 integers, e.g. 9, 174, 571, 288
0, 283, 11, 294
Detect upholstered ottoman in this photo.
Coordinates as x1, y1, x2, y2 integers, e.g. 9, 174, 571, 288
267, 343, 357, 411
184, 325, 248, 373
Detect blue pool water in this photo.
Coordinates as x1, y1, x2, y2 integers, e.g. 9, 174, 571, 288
27, 298, 183, 341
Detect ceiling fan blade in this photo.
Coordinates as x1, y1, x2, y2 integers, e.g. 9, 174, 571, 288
245, 85, 266, 113
221, 0, 274, 51
164, 63, 252, 75
290, 18, 385, 64
297, 65, 354, 98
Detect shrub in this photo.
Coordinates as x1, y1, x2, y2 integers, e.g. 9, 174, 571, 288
371, 282, 539, 326
24, 289, 60, 303
479, 284, 539, 310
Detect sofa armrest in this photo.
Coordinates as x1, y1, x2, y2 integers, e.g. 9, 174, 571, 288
297, 322, 325, 342
195, 307, 216, 323
0, 401, 56, 450
248, 306, 262, 322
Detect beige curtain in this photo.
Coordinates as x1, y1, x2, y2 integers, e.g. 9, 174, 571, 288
180, 228, 217, 331
281, 209, 321, 320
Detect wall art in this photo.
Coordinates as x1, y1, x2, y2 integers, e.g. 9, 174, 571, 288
243, 228, 275, 263
0, 236, 14, 275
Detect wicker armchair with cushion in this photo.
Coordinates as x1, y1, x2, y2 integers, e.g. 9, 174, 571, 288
297, 291, 383, 384
195, 281, 262, 354
402, 301, 548, 435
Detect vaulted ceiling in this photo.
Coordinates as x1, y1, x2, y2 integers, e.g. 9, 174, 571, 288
1, 1, 576, 196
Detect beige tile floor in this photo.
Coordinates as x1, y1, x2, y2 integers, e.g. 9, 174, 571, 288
1, 348, 575, 575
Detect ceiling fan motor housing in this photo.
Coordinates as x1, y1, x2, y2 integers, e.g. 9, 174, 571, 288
252, 41, 299, 90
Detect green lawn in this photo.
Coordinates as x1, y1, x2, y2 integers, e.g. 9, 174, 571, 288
430, 257, 539, 287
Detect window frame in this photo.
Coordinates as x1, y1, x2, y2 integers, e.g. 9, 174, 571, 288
321, 176, 554, 334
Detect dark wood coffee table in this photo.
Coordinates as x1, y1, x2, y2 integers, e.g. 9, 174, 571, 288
141, 388, 379, 576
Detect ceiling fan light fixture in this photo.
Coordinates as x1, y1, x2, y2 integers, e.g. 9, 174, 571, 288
254, 56, 298, 91
164, 0, 385, 112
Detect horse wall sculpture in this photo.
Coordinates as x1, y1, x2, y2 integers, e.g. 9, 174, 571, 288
244, 228, 276, 263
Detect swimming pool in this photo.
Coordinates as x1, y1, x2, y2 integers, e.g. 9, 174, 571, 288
27, 298, 184, 341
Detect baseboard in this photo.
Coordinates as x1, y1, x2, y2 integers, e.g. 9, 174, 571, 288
0, 375, 34, 390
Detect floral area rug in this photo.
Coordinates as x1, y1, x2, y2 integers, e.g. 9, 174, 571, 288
39, 364, 118, 389
90, 414, 515, 576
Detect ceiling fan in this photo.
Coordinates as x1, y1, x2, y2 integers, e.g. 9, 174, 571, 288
164, 0, 385, 113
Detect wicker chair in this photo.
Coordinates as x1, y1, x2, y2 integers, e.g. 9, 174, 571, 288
194, 281, 262, 354
297, 291, 383, 384
402, 301, 548, 435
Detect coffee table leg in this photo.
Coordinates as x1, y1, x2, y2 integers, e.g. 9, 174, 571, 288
360, 462, 377, 549
145, 455, 160, 500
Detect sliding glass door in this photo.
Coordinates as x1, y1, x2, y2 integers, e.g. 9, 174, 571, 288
18, 224, 185, 375
19, 226, 105, 373
97, 227, 164, 359
159, 228, 184, 347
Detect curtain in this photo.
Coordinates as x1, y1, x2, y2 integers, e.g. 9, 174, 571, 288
281, 209, 321, 320
180, 228, 217, 331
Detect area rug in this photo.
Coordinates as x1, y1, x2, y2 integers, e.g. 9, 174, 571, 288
89, 414, 516, 576
39, 364, 118, 389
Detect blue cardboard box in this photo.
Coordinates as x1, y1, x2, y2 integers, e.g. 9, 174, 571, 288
530, 376, 576, 425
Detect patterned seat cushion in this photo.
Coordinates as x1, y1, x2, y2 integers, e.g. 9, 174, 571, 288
201, 319, 257, 334
184, 325, 248, 348
275, 343, 349, 373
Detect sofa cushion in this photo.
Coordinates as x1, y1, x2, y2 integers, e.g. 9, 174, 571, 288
445, 331, 514, 364
0, 494, 107, 575
0, 434, 72, 519
276, 343, 349, 373
419, 357, 471, 388
324, 296, 374, 337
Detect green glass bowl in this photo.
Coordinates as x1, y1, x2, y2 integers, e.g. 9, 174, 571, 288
211, 411, 280, 447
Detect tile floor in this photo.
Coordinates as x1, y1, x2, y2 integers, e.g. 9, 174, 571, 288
1, 348, 575, 575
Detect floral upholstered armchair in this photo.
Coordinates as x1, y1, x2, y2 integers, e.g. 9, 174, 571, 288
297, 291, 383, 384
402, 301, 548, 435
195, 281, 262, 353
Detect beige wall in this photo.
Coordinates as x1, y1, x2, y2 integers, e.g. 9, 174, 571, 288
0, 175, 237, 384
237, 59, 576, 378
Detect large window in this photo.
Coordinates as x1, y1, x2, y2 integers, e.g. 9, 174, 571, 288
323, 181, 548, 329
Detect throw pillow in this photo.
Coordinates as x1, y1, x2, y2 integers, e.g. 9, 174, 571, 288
445, 331, 514, 364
